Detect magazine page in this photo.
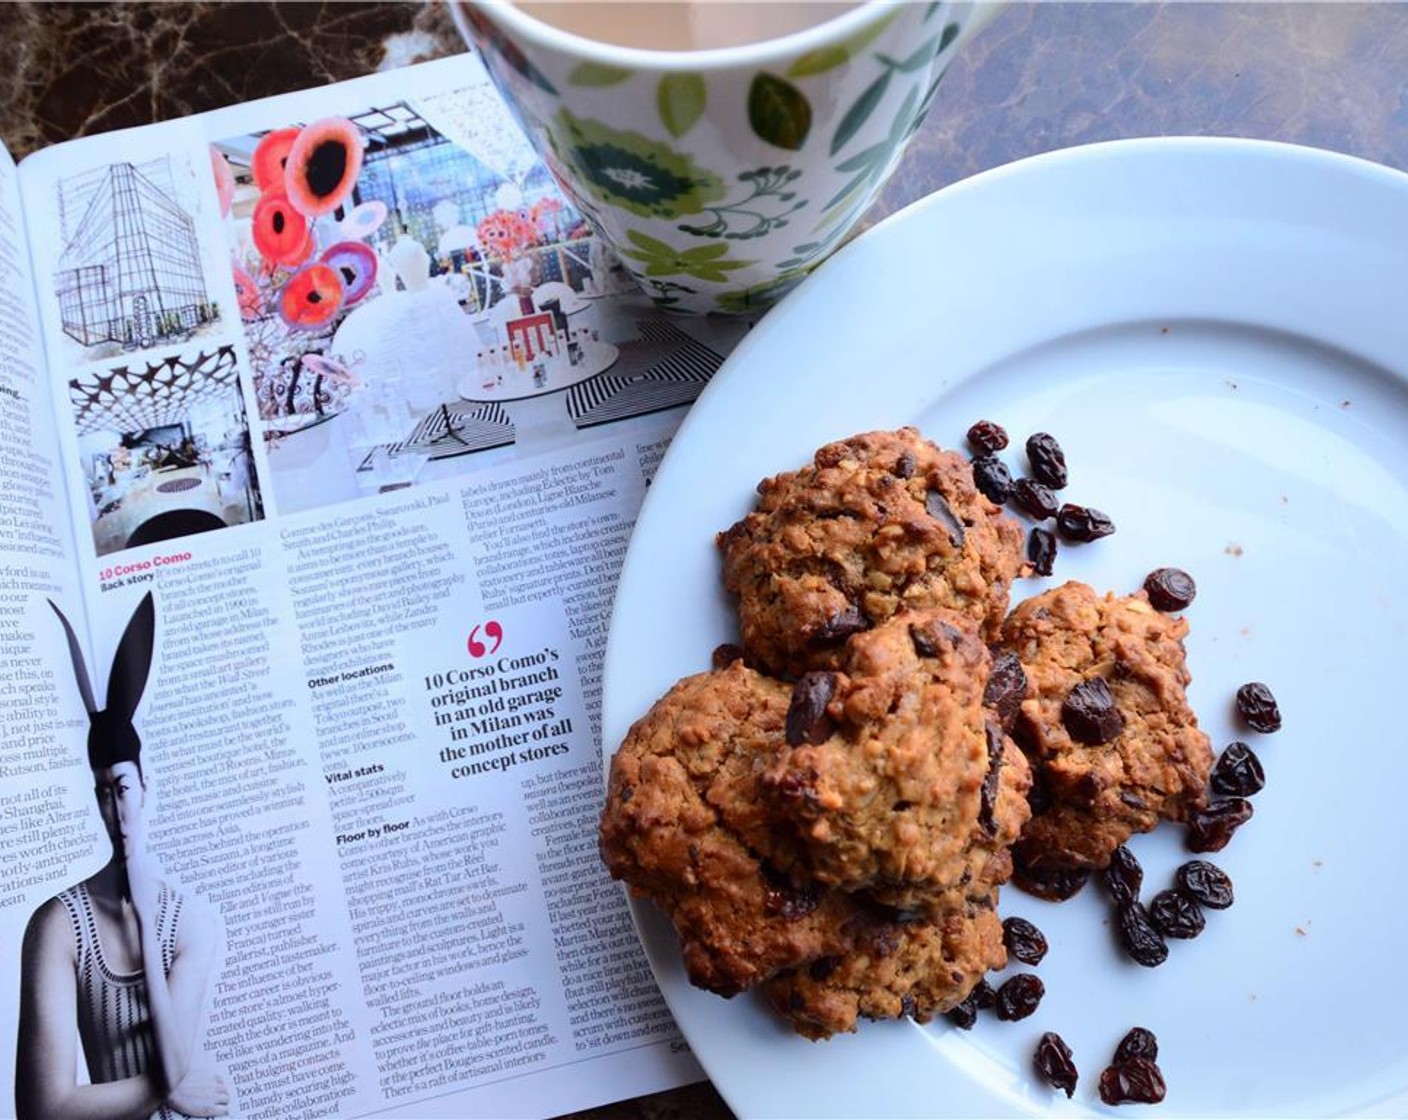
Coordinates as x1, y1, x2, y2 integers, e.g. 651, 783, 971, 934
0, 138, 93, 941
6, 54, 750, 1119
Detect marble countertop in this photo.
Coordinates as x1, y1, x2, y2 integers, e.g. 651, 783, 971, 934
5, 4, 1403, 1119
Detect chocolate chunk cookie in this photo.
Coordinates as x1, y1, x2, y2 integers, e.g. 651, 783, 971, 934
762, 900, 1006, 1040
599, 661, 863, 996
762, 609, 1023, 911
1001, 581, 1213, 871
718, 428, 1027, 679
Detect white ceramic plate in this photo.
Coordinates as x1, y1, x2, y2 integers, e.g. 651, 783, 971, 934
601, 137, 1408, 1118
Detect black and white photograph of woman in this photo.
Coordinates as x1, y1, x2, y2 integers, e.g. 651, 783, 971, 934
15, 593, 228, 1119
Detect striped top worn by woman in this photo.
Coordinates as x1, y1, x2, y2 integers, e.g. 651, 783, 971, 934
57, 881, 186, 1120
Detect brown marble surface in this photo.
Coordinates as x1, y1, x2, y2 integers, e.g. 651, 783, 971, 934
4, 4, 1403, 1119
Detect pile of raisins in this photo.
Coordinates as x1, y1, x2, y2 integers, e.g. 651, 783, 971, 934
1101, 843, 1236, 965
1100, 1028, 1168, 1105
963, 419, 1117, 578
1187, 679, 1280, 852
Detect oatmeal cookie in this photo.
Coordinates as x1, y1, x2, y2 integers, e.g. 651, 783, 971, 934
761, 899, 1006, 1040
718, 428, 1027, 679
599, 661, 863, 996
761, 608, 1007, 910
1001, 581, 1214, 871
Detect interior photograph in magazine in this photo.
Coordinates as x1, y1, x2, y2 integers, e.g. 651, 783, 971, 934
212, 89, 739, 516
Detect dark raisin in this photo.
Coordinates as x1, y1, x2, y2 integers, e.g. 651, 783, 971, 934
1002, 916, 1048, 965
1056, 503, 1116, 542
967, 419, 1009, 455
1113, 1026, 1159, 1064
1099, 1057, 1167, 1105
1013, 854, 1090, 902
995, 973, 1045, 1021
1103, 845, 1143, 907
925, 488, 966, 547
762, 868, 823, 920
1211, 741, 1266, 797
983, 650, 1028, 729
1186, 797, 1254, 853
1061, 677, 1125, 745
1236, 681, 1282, 733
1034, 1032, 1078, 1098
1176, 860, 1234, 909
893, 451, 916, 478
1027, 526, 1057, 576
1010, 477, 1060, 519
910, 617, 964, 658
785, 672, 838, 746
811, 606, 867, 644
1148, 888, 1205, 939
971, 978, 997, 1009
1144, 567, 1197, 611
1025, 432, 1068, 488
978, 722, 1004, 837
711, 643, 744, 669
944, 992, 979, 1030
972, 455, 1013, 504
1116, 902, 1168, 967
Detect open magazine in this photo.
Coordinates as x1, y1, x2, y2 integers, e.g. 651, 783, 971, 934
0, 50, 748, 1120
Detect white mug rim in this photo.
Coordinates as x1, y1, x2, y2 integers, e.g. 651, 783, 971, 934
464, 0, 911, 73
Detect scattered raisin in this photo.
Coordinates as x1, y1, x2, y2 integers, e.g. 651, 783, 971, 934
1056, 503, 1116, 542
1148, 888, 1205, 939
1034, 1032, 1078, 1098
785, 672, 838, 746
1027, 526, 1057, 576
995, 973, 1045, 1021
983, 651, 1028, 729
944, 992, 980, 1030
971, 979, 997, 1009
1010, 477, 1060, 519
1002, 916, 1049, 965
1026, 432, 1068, 488
967, 419, 1009, 455
1103, 845, 1143, 907
1013, 856, 1090, 902
1061, 677, 1125, 744
1211, 741, 1266, 797
1113, 1027, 1159, 1064
1236, 681, 1282, 732
1099, 1057, 1167, 1105
1116, 901, 1168, 967
1186, 797, 1254, 853
972, 455, 1013, 504
1143, 567, 1197, 611
925, 488, 966, 548
711, 643, 744, 669
1175, 860, 1234, 909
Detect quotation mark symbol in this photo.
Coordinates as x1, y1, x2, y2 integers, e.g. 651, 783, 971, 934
467, 620, 504, 658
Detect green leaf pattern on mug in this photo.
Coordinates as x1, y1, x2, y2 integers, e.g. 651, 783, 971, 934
677, 166, 805, 240
657, 73, 707, 138
785, 8, 898, 78
747, 73, 812, 151
555, 108, 726, 218
621, 230, 755, 282
569, 61, 633, 86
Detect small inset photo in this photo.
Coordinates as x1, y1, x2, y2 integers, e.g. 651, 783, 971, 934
70, 344, 265, 557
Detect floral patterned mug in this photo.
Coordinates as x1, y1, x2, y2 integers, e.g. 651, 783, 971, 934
453, 1, 1001, 314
